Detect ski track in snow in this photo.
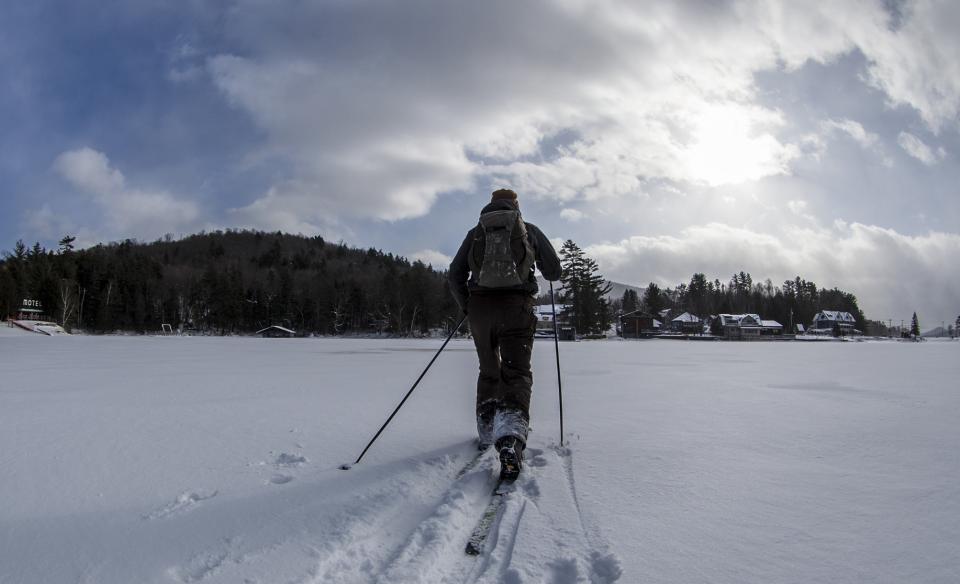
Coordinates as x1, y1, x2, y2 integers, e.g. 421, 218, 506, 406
164, 449, 490, 584
463, 445, 623, 584
164, 442, 622, 584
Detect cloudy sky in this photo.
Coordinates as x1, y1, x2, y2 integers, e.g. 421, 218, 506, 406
2, 0, 958, 326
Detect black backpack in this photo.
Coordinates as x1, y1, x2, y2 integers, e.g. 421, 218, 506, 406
467, 209, 536, 288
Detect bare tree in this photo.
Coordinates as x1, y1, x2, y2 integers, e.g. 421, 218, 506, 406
76, 285, 86, 330
59, 279, 76, 329
409, 305, 420, 337
331, 297, 347, 335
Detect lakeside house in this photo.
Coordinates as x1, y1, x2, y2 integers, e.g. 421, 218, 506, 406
809, 310, 859, 335
715, 314, 784, 339
760, 319, 784, 335
535, 304, 576, 339
620, 310, 661, 338
718, 314, 762, 339
670, 312, 703, 334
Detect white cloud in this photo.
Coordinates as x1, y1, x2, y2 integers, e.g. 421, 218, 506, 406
53, 148, 200, 239
787, 200, 807, 214
209, 0, 907, 222
209, 54, 476, 224
785, 199, 817, 223
201, 0, 960, 227
897, 131, 946, 165
586, 222, 960, 324
54, 148, 124, 194
854, 0, 960, 133
24, 204, 62, 240
23, 205, 102, 249
805, 118, 895, 166
560, 208, 585, 222
822, 119, 880, 150
410, 249, 452, 268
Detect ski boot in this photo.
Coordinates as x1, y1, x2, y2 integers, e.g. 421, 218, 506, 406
496, 436, 524, 482
477, 403, 496, 451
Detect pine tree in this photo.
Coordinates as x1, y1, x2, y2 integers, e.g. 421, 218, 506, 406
910, 312, 920, 336
644, 282, 663, 316
621, 288, 639, 314
558, 240, 585, 332
687, 273, 709, 316
558, 240, 611, 335
58, 236, 76, 254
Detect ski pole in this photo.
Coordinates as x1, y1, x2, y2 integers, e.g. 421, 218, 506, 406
549, 282, 564, 446
341, 314, 467, 469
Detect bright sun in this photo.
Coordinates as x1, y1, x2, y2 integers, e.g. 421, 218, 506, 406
683, 102, 796, 186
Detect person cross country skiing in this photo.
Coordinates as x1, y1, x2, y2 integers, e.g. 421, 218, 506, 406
448, 188, 562, 481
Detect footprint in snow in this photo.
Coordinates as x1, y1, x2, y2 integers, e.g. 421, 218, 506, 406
522, 478, 541, 498
545, 557, 582, 584
589, 551, 624, 583
269, 473, 294, 485
144, 490, 218, 520
275, 452, 308, 467
528, 452, 549, 468
169, 537, 238, 583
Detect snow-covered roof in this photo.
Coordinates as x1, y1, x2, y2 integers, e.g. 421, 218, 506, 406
652, 319, 661, 328
256, 325, 295, 335
671, 312, 701, 323
814, 310, 855, 323
719, 314, 762, 327
536, 304, 570, 316
761, 320, 783, 328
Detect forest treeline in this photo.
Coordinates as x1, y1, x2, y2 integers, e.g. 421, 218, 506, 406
0, 230, 461, 335
617, 271, 869, 333
1, 230, 869, 336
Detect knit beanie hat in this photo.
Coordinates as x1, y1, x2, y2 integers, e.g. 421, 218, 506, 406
491, 188, 518, 202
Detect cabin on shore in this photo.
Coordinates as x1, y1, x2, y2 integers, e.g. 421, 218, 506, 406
620, 310, 660, 338
256, 325, 296, 338
670, 312, 703, 334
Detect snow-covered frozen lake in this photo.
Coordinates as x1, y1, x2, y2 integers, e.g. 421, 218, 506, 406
1, 330, 957, 583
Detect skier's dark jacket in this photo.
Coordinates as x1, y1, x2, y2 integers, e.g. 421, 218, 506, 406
448, 199, 562, 312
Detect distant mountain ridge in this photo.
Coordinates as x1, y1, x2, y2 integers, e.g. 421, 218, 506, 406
921, 326, 952, 338
536, 276, 641, 300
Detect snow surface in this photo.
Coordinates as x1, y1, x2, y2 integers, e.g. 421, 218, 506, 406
1, 331, 958, 583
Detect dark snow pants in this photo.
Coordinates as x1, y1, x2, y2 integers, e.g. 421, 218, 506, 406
468, 293, 537, 440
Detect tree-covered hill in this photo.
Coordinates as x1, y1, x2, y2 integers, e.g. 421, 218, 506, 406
0, 230, 460, 335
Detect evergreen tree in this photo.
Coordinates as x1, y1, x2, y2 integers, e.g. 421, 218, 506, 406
58, 236, 76, 254
910, 312, 920, 336
686, 273, 709, 316
558, 240, 612, 335
644, 282, 664, 315
621, 288, 639, 314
